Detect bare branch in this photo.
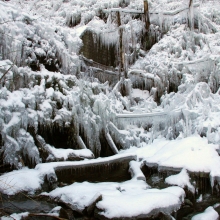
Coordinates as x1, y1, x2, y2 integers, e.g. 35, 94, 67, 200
0, 64, 14, 83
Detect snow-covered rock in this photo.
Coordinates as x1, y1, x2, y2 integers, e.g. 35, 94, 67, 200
192, 206, 219, 220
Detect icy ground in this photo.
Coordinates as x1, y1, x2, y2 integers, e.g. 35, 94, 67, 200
1, 0, 220, 219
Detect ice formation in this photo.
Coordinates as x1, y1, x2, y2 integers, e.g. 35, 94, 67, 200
1, 0, 220, 219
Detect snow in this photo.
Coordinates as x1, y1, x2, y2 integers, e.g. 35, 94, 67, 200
35, 48, 46, 57
43, 180, 184, 217
1, 213, 29, 220
119, 138, 169, 159
165, 168, 195, 193
144, 136, 220, 174
197, 194, 203, 203
10, 212, 29, 220
0, 168, 43, 195
120, 136, 220, 187
49, 206, 62, 217
36, 152, 136, 175
132, 88, 150, 100
192, 206, 219, 220
97, 186, 185, 218
129, 160, 146, 181
46, 147, 94, 161
43, 181, 119, 212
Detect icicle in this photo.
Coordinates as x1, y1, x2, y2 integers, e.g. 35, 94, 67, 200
198, 0, 202, 33
107, 12, 112, 29
159, 10, 164, 32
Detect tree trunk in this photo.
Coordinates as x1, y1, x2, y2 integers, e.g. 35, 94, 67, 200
188, 0, 194, 30
117, 11, 125, 78
144, 0, 150, 30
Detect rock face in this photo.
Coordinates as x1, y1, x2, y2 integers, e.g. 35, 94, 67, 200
81, 29, 117, 67
55, 154, 136, 183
